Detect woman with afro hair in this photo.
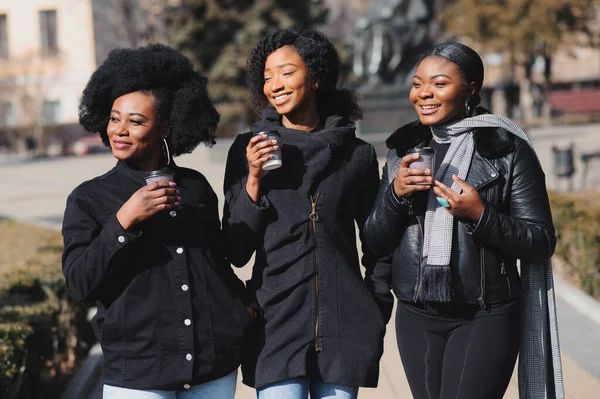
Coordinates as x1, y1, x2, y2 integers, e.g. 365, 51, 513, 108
222, 28, 392, 398
62, 44, 253, 398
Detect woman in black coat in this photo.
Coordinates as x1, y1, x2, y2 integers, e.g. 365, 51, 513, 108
222, 28, 392, 399
364, 42, 556, 399
62, 44, 251, 398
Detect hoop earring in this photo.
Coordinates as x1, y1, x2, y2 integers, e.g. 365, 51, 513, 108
163, 137, 171, 166
464, 101, 471, 116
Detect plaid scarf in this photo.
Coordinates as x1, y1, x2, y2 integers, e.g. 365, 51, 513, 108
419, 114, 533, 302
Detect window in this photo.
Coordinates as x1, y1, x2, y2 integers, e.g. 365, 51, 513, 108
42, 100, 60, 124
0, 102, 15, 126
39, 10, 58, 55
0, 14, 8, 58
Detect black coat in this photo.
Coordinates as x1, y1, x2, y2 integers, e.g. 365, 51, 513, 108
222, 110, 392, 389
364, 120, 556, 306
62, 160, 252, 390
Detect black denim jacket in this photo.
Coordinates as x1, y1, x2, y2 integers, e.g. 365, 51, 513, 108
62, 160, 252, 391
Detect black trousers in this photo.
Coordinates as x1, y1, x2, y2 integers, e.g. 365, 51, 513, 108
395, 299, 521, 399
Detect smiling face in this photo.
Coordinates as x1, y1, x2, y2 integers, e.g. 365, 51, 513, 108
107, 91, 166, 171
263, 45, 319, 129
410, 55, 473, 126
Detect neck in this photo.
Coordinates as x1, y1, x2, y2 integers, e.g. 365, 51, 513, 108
282, 106, 320, 132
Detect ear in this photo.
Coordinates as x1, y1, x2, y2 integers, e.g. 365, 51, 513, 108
161, 122, 171, 139
313, 81, 319, 90
466, 81, 476, 98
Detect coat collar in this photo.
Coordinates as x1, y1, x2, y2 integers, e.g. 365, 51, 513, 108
116, 160, 180, 186
386, 119, 515, 160
251, 107, 356, 148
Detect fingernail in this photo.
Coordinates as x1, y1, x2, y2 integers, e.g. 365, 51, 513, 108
177, 196, 182, 201
176, 190, 181, 194
169, 182, 177, 186
174, 202, 180, 206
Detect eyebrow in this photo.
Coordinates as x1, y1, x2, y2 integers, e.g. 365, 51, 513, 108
412, 74, 452, 80
110, 110, 149, 119
264, 62, 298, 72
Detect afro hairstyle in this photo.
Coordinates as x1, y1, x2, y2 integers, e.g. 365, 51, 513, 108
78, 43, 219, 156
246, 28, 362, 122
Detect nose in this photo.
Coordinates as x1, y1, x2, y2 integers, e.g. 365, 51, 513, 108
418, 84, 433, 99
111, 120, 129, 136
270, 74, 284, 93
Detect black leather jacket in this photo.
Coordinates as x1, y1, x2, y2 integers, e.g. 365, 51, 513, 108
364, 121, 556, 307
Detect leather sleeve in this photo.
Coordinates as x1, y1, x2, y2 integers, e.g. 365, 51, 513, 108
363, 152, 412, 258
359, 147, 394, 323
470, 140, 557, 262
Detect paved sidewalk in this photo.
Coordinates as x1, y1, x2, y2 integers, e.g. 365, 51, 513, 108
2, 123, 600, 398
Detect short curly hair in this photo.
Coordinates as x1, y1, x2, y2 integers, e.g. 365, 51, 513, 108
246, 28, 362, 121
78, 43, 219, 156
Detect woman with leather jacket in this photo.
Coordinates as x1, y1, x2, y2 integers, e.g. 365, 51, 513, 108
363, 42, 556, 399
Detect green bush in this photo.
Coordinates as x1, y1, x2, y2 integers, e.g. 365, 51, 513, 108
0, 221, 92, 399
550, 191, 600, 299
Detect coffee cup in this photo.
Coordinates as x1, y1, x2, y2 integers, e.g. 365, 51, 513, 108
144, 167, 175, 185
254, 130, 282, 171
406, 147, 435, 185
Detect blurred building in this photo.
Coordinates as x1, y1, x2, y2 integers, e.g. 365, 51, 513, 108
0, 0, 167, 155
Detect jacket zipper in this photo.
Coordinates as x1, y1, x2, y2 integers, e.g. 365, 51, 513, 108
500, 258, 512, 298
479, 246, 486, 309
310, 193, 322, 351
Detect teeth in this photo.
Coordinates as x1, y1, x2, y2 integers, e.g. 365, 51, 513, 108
422, 105, 439, 109
275, 94, 289, 101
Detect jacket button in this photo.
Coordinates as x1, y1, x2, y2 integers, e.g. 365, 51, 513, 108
491, 172, 497, 177
328, 143, 336, 150
186, 353, 192, 361
117, 235, 125, 243
176, 247, 184, 254
183, 384, 191, 389
169, 210, 177, 217
181, 284, 189, 291
184, 318, 191, 326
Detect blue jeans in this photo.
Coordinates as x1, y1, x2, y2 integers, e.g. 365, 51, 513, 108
257, 378, 358, 399
103, 369, 237, 399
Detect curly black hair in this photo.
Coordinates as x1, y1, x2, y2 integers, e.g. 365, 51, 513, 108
246, 28, 362, 122
78, 43, 219, 156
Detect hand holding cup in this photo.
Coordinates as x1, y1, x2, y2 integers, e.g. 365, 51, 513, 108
393, 147, 435, 198
117, 171, 180, 231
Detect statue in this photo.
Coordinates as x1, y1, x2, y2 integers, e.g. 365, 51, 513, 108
354, 0, 434, 88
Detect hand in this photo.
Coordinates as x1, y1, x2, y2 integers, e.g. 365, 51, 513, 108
245, 134, 278, 204
246, 306, 258, 320
246, 134, 279, 181
116, 180, 180, 231
393, 153, 433, 198
432, 175, 484, 223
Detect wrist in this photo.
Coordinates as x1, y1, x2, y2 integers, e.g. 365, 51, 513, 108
116, 209, 135, 231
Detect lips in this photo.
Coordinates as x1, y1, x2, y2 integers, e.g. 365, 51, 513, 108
418, 104, 441, 115
112, 140, 132, 150
272, 93, 291, 106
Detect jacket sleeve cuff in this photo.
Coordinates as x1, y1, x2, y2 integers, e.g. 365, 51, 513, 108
100, 214, 143, 250
385, 181, 412, 214
466, 200, 492, 237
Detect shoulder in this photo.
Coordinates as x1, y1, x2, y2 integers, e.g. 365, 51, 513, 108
385, 120, 431, 153
68, 167, 119, 201
473, 126, 517, 159
175, 166, 217, 199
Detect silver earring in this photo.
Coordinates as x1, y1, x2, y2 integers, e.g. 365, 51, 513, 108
464, 101, 471, 116
163, 137, 171, 166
